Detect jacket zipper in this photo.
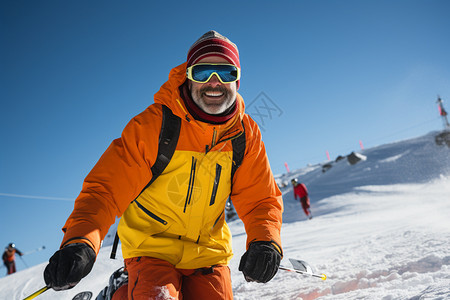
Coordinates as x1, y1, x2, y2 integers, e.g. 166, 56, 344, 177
206, 128, 218, 154
134, 200, 168, 225
206, 128, 244, 154
209, 163, 222, 206
211, 128, 217, 148
184, 156, 197, 213
218, 129, 243, 144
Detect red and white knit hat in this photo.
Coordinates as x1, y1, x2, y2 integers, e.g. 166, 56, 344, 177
187, 30, 240, 69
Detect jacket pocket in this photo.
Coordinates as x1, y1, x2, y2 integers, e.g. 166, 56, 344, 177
209, 163, 222, 206
134, 200, 168, 225
119, 202, 172, 250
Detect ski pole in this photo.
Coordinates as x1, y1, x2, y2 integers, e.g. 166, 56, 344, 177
279, 266, 327, 280
23, 246, 46, 256
22, 286, 49, 300
20, 256, 29, 268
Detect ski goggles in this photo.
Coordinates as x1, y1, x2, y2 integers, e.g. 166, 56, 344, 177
186, 63, 241, 84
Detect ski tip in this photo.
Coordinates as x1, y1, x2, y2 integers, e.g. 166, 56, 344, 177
321, 273, 327, 281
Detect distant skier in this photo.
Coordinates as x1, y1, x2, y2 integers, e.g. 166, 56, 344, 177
2, 243, 23, 275
291, 178, 312, 219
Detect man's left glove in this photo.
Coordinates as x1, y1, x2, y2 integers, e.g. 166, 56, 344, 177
44, 243, 96, 291
239, 241, 281, 283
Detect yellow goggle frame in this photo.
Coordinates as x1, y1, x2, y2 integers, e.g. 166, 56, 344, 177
186, 63, 241, 84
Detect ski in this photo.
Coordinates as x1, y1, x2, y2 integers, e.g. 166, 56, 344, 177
279, 258, 327, 280
72, 291, 93, 300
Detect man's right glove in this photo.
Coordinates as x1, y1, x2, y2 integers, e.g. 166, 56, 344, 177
238, 241, 282, 283
44, 243, 96, 291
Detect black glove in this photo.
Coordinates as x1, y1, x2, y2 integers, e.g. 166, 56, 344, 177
44, 243, 96, 291
238, 241, 282, 283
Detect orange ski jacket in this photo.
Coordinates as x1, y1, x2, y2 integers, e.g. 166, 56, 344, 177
60, 63, 283, 269
2, 249, 21, 263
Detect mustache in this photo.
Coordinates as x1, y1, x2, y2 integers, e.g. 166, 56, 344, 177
200, 85, 228, 95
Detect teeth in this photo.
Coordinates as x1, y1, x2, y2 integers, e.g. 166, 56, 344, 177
205, 92, 223, 97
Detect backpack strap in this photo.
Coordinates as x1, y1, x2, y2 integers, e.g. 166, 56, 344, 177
226, 122, 246, 220
149, 105, 182, 185
110, 233, 120, 259
110, 105, 181, 259
231, 121, 246, 182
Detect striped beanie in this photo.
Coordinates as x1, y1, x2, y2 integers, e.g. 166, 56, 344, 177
187, 30, 240, 69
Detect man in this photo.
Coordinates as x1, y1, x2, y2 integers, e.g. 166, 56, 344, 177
44, 30, 283, 299
2, 243, 23, 275
291, 178, 312, 219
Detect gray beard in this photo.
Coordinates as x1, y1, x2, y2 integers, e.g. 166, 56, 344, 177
191, 86, 234, 114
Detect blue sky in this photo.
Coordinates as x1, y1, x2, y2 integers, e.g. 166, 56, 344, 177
1, 0, 450, 273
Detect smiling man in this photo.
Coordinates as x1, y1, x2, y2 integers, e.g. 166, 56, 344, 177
44, 30, 283, 300
188, 59, 237, 115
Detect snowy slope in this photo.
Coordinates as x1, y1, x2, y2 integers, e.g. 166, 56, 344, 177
1, 131, 449, 299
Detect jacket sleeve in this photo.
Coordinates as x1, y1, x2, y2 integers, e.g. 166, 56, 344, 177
293, 188, 298, 200
231, 116, 283, 252
60, 106, 162, 254
302, 184, 308, 195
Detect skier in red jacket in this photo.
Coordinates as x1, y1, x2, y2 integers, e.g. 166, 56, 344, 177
291, 178, 312, 219
2, 243, 23, 275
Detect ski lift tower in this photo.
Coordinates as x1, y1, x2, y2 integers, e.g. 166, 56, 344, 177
437, 96, 450, 130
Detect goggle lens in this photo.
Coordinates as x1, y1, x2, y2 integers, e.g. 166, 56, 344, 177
187, 64, 240, 83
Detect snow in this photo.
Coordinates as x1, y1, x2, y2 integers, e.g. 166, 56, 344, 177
1, 131, 450, 299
